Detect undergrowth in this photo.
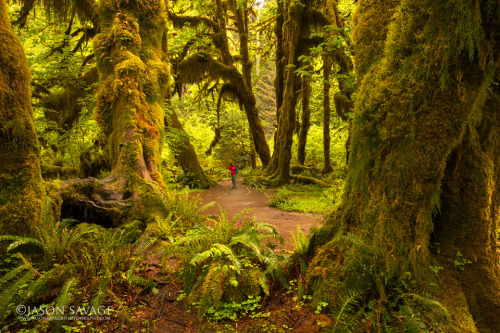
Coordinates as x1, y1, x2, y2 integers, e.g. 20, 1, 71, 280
0, 196, 162, 332
307, 234, 449, 332
165, 208, 287, 320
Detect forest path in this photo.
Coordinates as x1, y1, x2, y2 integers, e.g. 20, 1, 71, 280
189, 177, 324, 250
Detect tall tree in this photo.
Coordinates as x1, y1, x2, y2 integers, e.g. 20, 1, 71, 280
267, 0, 331, 184
308, 0, 500, 331
0, 0, 44, 236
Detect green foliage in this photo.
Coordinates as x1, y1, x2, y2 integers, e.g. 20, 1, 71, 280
308, 234, 448, 332
0, 203, 154, 327
150, 187, 215, 239
268, 184, 340, 215
205, 295, 262, 322
167, 209, 285, 319
287, 226, 312, 300
454, 251, 472, 272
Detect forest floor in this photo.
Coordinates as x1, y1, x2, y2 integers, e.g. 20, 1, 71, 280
189, 177, 324, 250
115, 178, 329, 333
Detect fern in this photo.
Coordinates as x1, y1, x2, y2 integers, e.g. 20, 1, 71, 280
0, 263, 29, 289
169, 208, 286, 319
0, 236, 44, 253
332, 289, 362, 332
55, 277, 79, 310
0, 268, 37, 318
90, 279, 108, 310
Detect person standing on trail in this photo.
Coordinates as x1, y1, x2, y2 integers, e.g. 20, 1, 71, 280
229, 163, 237, 189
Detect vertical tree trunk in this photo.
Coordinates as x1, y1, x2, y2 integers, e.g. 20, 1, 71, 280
272, 0, 285, 158
267, 0, 307, 185
322, 54, 333, 173
308, 0, 500, 331
297, 72, 311, 165
0, 0, 44, 236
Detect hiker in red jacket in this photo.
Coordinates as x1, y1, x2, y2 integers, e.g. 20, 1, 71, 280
229, 163, 237, 189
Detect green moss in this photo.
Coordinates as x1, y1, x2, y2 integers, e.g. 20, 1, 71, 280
0, 1, 44, 237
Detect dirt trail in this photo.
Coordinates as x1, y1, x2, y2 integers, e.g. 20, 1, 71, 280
190, 178, 323, 250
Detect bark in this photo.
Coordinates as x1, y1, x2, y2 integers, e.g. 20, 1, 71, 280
273, 0, 285, 132
297, 70, 312, 165
0, 0, 44, 236
267, 0, 307, 185
308, 0, 500, 331
322, 54, 333, 173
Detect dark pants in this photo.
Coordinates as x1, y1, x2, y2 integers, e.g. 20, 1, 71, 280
231, 175, 237, 188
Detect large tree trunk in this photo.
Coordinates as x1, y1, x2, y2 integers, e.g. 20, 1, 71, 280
308, 0, 500, 331
271, 0, 285, 165
0, 0, 44, 236
59, 0, 171, 225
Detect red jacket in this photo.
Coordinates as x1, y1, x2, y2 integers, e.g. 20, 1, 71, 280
229, 165, 237, 176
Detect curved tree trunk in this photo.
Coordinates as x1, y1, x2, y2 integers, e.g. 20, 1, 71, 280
0, 0, 44, 236
308, 0, 500, 331
171, 5, 271, 167
164, 108, 213, 189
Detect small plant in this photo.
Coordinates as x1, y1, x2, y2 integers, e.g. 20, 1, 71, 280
429, 266, 444, 275
269, 187, 297, 208
288, 226, 311, 299
454, 251, 472, 271
205, 296, 262, 321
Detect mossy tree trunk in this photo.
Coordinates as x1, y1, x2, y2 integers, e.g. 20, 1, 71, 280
308, 0, 500, 331
270, 0, 286, 173
297, 61, 312, 166
71, 0, 172, 224
0, 0, 44, 236
322, 54, 333, 173
164, 107, 213, 189
267, 0, 313, 185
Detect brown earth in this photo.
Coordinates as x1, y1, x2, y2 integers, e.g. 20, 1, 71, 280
189, 177, 324, 250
